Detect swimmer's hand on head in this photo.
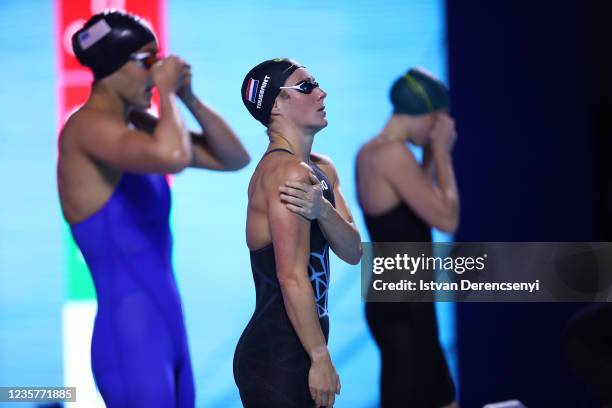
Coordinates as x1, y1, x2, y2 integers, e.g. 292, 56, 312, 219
129, 55, 249, 171
176, 60, 194, 104
309, 345, 341, 408
423, 114, 456, 179
151, 55, 189, 94
429, 114, 456, 152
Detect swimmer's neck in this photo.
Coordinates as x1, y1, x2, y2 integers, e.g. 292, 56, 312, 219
267, 122, 316, 162
379, 114, 414, 142
85, 83, 131, 121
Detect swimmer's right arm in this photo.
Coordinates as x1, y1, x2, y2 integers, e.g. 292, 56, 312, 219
267, 163, 340, 408
77, 56, 192, 174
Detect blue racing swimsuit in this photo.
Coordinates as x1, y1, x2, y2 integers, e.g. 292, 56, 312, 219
71, 172, 194, 408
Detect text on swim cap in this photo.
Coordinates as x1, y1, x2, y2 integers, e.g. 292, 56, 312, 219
78, 19, 112, 50
256, 75, 270, 109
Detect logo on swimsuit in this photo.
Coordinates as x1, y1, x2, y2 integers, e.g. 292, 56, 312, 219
320, 180, 328, 190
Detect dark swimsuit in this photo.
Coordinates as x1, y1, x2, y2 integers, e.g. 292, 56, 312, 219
364, 202, 455, 408
233, 149, 336, 407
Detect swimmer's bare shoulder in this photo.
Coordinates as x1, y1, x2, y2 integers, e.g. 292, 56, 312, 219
259, 153, 312, 198
356, 140, 381, 177
357, 137, 414, 178
246, 153, 312, 248
60, 107, 132, 156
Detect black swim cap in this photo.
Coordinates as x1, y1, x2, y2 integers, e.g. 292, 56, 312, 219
241, 58, 303, 127
72, 10, 157, 81
390, 68, 449, 115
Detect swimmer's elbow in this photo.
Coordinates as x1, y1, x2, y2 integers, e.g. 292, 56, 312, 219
225, 152, 251, 171
160, 146, 192, 174
437, 223, 457, 234
277, 275, 300, 289
239, 152, 251, 169
277, 270, 307, 292
348, 246, 363, 265
432, 199, 459, 233
436, 215, 459, 234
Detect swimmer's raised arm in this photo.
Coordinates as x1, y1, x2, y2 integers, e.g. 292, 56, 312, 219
129, 60, 251, 171
177, 66, 250, 171
376, 135, 459, 233
70, 55, 192, 174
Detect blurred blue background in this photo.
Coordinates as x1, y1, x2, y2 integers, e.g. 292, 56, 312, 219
0, 1, 452, 406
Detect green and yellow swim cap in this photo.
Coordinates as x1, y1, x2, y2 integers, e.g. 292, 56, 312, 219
390, 67, 449, 115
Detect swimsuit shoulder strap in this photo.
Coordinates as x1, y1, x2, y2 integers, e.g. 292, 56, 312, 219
262, 148, 294, 158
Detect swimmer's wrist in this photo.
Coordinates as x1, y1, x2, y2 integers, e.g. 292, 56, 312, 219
431, 145, 451, 159
319, 198, 333, 221
180, 91, 197, 107
157, 88, 177, 99
309, 345, 330, 363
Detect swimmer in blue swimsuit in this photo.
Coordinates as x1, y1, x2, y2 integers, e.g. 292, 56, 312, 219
57, 11, 249, 407
233, 58, 362, 407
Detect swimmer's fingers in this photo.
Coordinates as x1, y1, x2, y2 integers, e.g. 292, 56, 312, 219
310, 387, 323, 407
284, 172, 319, 190
280, 193, 305, 206
327, 389, 336, 407
177, 66, 194, 102
282, 180, 324, 201
282, 194, 321, 220
281, 178, 323, 220
320, 391, 330, 408
308, 172, 320, 185
336, 374, 341, 394
180, 65, 192, 79
283, 180, 310, 193
284, 204, 311, 221
179, 71, 192, 88
279, 185, 307, 199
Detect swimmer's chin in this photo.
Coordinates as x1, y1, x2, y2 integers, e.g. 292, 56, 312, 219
310, 120, 328, 135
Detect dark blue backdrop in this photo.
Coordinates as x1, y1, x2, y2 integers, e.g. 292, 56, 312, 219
447, 0, 611, 406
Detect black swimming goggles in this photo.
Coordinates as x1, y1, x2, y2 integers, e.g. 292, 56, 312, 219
280, 80, 320, 94
129, 51, 159, 70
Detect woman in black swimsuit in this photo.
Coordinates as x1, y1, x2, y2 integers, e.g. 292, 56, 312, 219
233, 58, 362, 408
356, 68, 460, 408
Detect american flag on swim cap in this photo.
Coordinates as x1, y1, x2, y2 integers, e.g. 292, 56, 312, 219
246, 78, 259, 103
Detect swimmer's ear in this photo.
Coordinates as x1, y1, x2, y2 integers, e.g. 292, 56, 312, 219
271, 92, 287, 116
271, 99, 281, 116
271, 90, 290, 119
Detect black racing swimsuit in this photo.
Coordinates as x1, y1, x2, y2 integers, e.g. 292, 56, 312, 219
234, 149, 336, 407
364, 202, 456, 408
